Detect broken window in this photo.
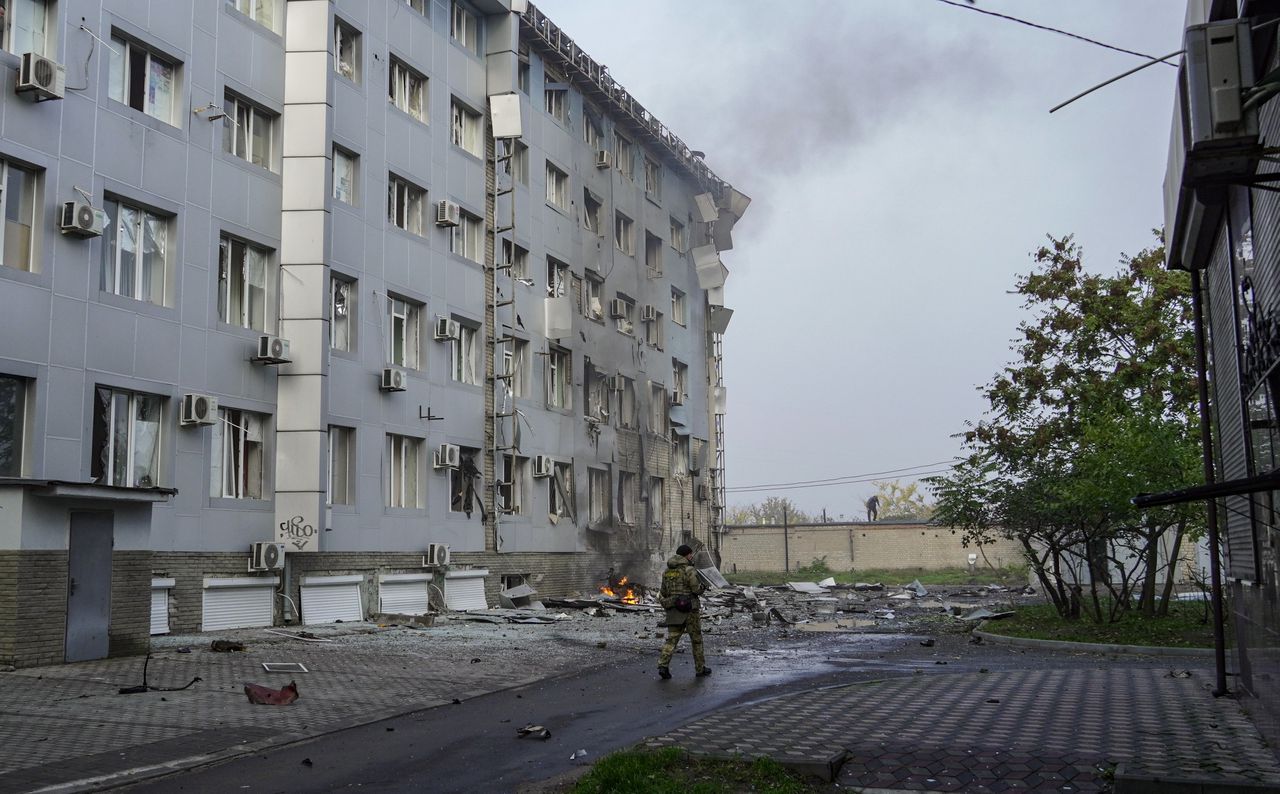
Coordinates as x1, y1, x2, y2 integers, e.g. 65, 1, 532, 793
671, 433, 690, 476
109, 34, 177, 123
618, 471, 636, 524
649, 381, 667, 435
614, 294, 635, 336
389, 57, 427, 122
388, 174, 426, 235
614, 211, 634, 255
619, 376, 637, 429
501, 338, 528, 398
500, 454, 525, 514
671, 288, 686, 327
333, 19, 360, 82
328, 425, 354, 505
547, 256, 568, 297
645, 231, 662, 276
547, 345, 571, 409
451, 322, 479, 385
672, 360, 688, 404
588, 467, 610, 525
450, 211, 483, 263
549, 460, 575, 520
644, 156, 662, 200
451, 99, 482, 156
546, 161, 568, 209
451, 1, 478, 53
583, 111, 603, 150
93, 386, 162, 489
649, 476, 665, 527
386, 434, 421, 508
504, 140, 528, 186
211, 407, 264, 499
583, 189, 602, 236
387, 294, 422, 369
218, 234, 270, 331
669, 216, 686, 253
331, 276, 355, 351
614, 135, 635, 179
333, 146, 357, 205
646, 310, 664, 349
502, 239, 529, 279
449, 447, 483, 516
544, 85, 567, 124
584, 361, 608, 421
584, 272, 603, 322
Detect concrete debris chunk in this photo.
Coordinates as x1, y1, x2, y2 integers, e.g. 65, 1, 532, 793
873, 609, 896, 620
907, 579, 929, 597
786, 582, 824, 593
817, 577, 837, 587
853, 582, 884, 591
517, 724, 551, 740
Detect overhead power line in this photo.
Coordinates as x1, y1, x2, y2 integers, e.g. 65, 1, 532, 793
726, 462, 958, 494
931, 0, 1178, 67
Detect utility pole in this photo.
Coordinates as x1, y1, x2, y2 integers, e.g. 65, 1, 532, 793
782, 504, 790, 573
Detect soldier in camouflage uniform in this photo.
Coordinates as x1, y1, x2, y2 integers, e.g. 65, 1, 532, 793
657, 544, 711, 679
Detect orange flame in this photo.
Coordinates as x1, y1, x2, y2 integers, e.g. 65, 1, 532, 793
599, 579, 642, 604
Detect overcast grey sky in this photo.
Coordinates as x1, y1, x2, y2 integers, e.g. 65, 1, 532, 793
535, 0, 1187, 517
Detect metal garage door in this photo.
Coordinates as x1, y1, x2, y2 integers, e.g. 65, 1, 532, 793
301, 575, 364, 624
445, 569, 489, 611
202, 577, 275, 631
150, 578, 174, 635
378, 574, 431, 615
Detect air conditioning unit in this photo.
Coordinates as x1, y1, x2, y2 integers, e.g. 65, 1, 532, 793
609, 298, 628, 319
253, 335, 291, 364
424, 542, 451, 567
59, 201, 103, 238
16, 52, 65, 100
381, 367, 407, 392
180, 393, 218, 426
434, 317, 461, 340
434, 442, 461, 469
606, 374, 624, 391
533, 454, 553, 478
436, 200, 461, 227
640, 304, 658, 322
695, 483, 709, 502
671, 390, 684, 406
594, 150, 612, 169
248, 541, 286, 572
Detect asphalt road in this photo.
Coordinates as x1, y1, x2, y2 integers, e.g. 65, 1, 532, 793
119, 628, 1162, 793
120, 631, 932, 793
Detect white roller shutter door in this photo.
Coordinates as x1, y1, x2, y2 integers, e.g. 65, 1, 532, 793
301, 574, 364, 624
150, 578, 174, 635
202, 577, 275, 631
445, 569, 489, 611
378, 573, 432, 615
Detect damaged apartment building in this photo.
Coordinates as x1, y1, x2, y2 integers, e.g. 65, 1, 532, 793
0, 0, 748, 667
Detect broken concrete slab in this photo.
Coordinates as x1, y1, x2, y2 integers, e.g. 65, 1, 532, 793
853, 582, 884, 591
959, 608, 1016, 622
817, 577, 837, 587
787, 582, 824, 594
499, 583, 542, 610
907, 579, 929, 598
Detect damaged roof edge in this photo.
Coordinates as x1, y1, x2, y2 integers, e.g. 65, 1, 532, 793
519, 2, 747, 208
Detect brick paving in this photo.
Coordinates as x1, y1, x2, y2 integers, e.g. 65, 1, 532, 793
647, 667, 1280, 791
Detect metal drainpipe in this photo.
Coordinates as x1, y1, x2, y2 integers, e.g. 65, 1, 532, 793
1191, 267, 1229, 697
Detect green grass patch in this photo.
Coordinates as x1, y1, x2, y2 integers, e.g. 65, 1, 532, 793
983, 599, 1219, 648
572, 747, 820, 794
725, 566, 1027, 588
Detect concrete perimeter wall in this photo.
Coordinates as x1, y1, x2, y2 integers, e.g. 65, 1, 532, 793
719, 522, 1024, 574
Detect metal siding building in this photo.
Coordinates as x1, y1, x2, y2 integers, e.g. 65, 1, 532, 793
0, 0, 746, 667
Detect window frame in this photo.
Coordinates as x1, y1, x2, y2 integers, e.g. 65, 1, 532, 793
614, 211, 634, 255
671, 288, 687, 326
3, 0, 50, 56
227, 0, 279, 32
223, 92, 275, 170
101, 197, 168, 305
544, 85, 567, 124
211, 407, 265, 500
108, 33, 179, 125
644, 230, 663, 275
500, 454, 525, 514
649, 476, 665, 527
334, 18, 361, 83
613, 135, 635, 178
583, 189, 602, 236
328, 425, 354, 506
502, 338, 528, 398
450, 211, 484, 263
547, 345, 571, 410
588, 467, 610, 525
0, 374, 27, 477
91, 386, 163, 489
217, 234, 272, 331
386, 433, 421, 509
502, 239, 528, 279
330, 275, 355, 352
388, 56, 427, 122
618, 471, 635, 524
549, 460, 574, 518
450, 99, 483, 156
387, 294, 422, 369
387, 173, 427, 235
451, 322, 480, 385
614, 294, 635, 336
669, 216, 687, 253
644, 156, 662, 200
333, 146, 357, 205
649, 381, 667, 435
0, 160, 36, 272
545, 161, 568, 210
646, 310, 664, 349
547, 257, 569, 297
584, 273, 603, 322
451, 1, 479, 54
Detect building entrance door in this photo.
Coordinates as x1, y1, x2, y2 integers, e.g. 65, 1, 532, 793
65, 511, 113, 662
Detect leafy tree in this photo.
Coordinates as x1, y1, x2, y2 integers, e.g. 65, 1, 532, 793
868, 480, 934, 520
927, 233, 1202, 621
726, 496, 811, 525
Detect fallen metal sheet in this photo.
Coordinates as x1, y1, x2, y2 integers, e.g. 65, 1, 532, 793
817, 577, 837, 587
959, 608, 1016, 622
787, 582, 824, 593
696, 566, 731, 589
262, 662, 309, 674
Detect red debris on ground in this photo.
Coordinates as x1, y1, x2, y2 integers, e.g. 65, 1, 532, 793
244, 680, 299, 705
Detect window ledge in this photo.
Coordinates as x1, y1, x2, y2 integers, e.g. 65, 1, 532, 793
208, 497, 272, 509
219, 150, 282, 181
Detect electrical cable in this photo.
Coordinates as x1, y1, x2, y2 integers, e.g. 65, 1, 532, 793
726, 467, 955, 494
725, 460, 959, 492
930, 0, 1177, 67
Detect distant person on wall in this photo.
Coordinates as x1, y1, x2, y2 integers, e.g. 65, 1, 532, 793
657, 544, 710, 679
865, 495, 879, 522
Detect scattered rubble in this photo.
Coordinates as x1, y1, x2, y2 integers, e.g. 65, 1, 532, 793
517, 724, 551, 740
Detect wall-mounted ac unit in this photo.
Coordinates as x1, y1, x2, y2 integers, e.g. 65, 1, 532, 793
594, 150, 612, 169
609, 299, 628, 319
253, 335, 291, 364
381, 367, 407, 392
436, 200, 461, 227
606, 374, 624, 391
16, 52, 64, 100
59, 201, 103, 237
180, 393, 218, 426
695, 483, 709, 502
434, 442, 461, 469
424, 542, 451, 567
671, 390, 684, 406
249, 542, 286, 572
640, 304, 658, 322
434, 317, 461, 340
533, 454, 553, 478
